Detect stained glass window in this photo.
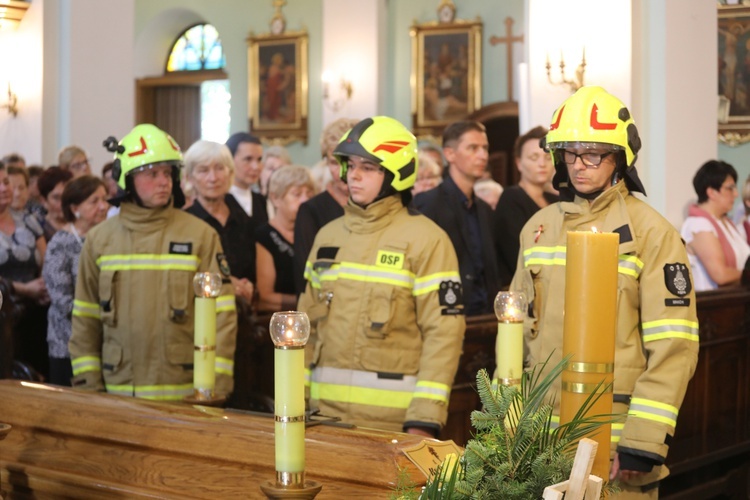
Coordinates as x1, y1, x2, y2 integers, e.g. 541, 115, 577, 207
166, 24, 225, 72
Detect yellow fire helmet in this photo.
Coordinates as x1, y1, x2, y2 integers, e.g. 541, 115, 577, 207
333, 116, 418, 193
104, 124, 183, 190
543, 85, 645, 195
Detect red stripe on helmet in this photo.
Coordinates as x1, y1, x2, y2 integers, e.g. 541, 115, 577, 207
128, 137, 148, 157
590, 104, 617, 130
549, 105, 565, 131
373, 140, 409, 154
167, 137, 180, 151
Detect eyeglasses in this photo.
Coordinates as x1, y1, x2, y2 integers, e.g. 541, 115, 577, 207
69, 158, 90, 171
720, 183, 738, 193
561, 150, 614, 168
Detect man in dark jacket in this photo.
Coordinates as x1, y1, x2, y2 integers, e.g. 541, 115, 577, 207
413, 120, 500, 315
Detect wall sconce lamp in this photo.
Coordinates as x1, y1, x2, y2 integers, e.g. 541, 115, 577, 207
546, 48, 586, 93
322, 70, 353, 113
2, 83, 17, 117
0, 0, 30, 30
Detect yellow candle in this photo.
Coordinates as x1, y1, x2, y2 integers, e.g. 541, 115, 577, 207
496, 322, 523, 387
561, 230, 618, 481
193, 297, 216, 393
274, 347, 305, 474
494, 291, 526, 388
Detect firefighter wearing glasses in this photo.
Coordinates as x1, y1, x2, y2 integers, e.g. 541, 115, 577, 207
298, 116, 466, 436
69, 124, 237, 400
505, 87, 698, 498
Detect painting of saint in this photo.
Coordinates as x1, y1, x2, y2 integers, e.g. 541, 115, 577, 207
258, 43, 297, 124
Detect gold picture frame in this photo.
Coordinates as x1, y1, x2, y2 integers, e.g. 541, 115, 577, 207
718, 5, 750, 146
247, 30, 308, 145
410, 19, 482, 137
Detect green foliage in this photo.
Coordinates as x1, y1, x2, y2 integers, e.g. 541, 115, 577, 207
420, 355, 622, 500
389, 465, 420, 500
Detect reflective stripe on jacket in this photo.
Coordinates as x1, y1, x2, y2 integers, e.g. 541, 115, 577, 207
506, 181, 699, 473
298, 195, 466, 432
69, 202, 237, 398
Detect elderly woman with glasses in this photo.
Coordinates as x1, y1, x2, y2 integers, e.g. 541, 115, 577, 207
58, 145, 92, 178
681, 160, 750, 291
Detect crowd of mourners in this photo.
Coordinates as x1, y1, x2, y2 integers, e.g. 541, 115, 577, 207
1, 116, 745, 385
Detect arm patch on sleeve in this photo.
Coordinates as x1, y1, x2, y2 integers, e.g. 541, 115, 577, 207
217, 253, 231, 277
439, 281, 464, 315
663, 262, 691, 297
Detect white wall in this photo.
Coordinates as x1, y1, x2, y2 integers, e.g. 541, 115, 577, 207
526, 0, 631, 131
633, 0, 716, 227
0, 0, 135, 171
0, 0, 44, 165
321, 0, 385, 126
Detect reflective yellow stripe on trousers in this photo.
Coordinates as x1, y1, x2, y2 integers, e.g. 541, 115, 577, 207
310, 366, 450, 408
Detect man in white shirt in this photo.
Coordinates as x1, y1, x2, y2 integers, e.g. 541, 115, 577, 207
225, 132, 268, 223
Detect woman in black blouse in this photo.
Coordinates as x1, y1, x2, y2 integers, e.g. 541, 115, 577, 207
493, 126, 559, 287
256, 165, 314, 312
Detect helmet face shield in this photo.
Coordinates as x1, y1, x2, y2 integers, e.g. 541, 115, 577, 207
333, 116, 418, 192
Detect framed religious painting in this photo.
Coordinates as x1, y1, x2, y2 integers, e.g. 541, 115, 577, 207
410, 19, 482, 137
247, 30, 308, 144
718, 4, 750, 146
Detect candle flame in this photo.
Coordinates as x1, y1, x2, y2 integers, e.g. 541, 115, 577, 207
591, 226, 598, 233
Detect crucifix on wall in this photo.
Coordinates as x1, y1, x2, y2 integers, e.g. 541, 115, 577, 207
489, 17, 523, 102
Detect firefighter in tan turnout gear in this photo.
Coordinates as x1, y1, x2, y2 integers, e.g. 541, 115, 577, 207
505, 86, 699, 499
298, 116, 466, 437
69, 124, 237, 400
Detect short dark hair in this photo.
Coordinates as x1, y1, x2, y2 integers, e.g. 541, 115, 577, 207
37, 166, 74, 199
62, 175, 106, 222
1, 153, 25, 167
514, 126, 548, 159
693, 160, 737, 204
225, 132, 261, 157
442, 121, 486, 149
27, 165, 45, 179
102, 161, 114, 177
7, 165, 28, 186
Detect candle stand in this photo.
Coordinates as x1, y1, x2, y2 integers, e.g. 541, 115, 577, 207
184, 272, 226, 406
260, 311, 321, 499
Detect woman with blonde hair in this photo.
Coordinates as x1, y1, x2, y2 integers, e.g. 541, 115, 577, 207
293, 117, 358, 294
256, 165, 314, 311
184, 140, 256, 303
58, 145, 92, 177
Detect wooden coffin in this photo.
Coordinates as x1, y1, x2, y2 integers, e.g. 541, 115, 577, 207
0, 380, 427, 499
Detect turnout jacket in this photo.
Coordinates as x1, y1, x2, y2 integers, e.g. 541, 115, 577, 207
509, 181, 699, 486
69, 201, 237, 400
299, 195, 466, 433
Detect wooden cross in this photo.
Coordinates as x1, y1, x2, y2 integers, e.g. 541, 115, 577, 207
489, 17, 524, 102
